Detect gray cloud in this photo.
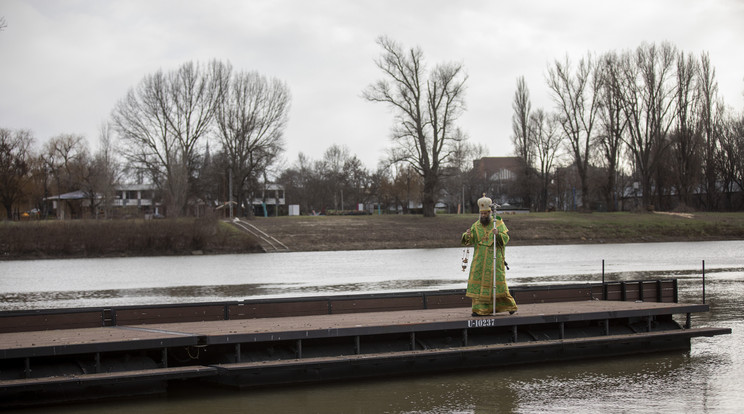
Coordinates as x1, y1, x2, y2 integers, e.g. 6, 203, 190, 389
1, 0, 742, 170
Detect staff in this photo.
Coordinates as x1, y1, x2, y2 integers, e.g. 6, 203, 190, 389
491, 202, 500, 315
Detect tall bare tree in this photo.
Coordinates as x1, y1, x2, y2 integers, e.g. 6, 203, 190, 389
697, 52, 722, 210
669, 51, 703, 208
44, 134, 89, 195
715, 109, 744, 210
0, 128, 34, 219
364, 36, 468, 217
511, 76, 535, 209
442, 136, 487, 213
86, 122, 121, 218
112, 60, 231, 216
596, 52, 628, 211
214, 71, 290, 217
616, 42, 678, 210
530, 109, 562, 211
547, 53, 601, 210
42, 134, 90, 218
718, 110, 744, 209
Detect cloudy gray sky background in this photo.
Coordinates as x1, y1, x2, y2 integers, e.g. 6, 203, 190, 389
2, 0, 743, 170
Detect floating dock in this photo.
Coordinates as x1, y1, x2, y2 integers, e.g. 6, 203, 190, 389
0, 280, 731, 408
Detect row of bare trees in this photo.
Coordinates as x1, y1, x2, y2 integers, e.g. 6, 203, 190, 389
3, 39, 743, 219
2, 59, 290, 220
0, 128, 119, 220
513, 42, 744, 212
112, 60, 290, 217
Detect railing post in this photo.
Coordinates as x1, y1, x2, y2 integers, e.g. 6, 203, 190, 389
702, 260, 706, 305
656, 280, 663, 302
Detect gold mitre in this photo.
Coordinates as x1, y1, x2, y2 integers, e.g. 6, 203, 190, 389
477, 193, 492, 212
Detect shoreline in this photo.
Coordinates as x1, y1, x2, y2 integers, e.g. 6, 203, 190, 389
2, 211, 744, 260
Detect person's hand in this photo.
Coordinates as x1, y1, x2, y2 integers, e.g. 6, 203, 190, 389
466, 229, 471, 237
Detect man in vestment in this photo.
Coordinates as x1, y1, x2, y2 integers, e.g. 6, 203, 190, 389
461, 194, 518, 316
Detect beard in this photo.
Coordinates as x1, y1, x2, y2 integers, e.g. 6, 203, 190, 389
480, 215, 491, 225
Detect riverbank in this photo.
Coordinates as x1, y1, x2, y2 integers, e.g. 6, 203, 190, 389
2, 212, 744, 259
249, 211, 744, 251
0, 218, 264, 260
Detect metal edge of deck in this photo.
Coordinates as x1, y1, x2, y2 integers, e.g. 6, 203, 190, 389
0, 279, 675, 318
0, 332, 200, 360
0, 366, 219, 392
215, 327, 732, 370
1, 327, 729, 394
206, 327, 732, 388
201, 302, 711, 345
0, 301, 711, 360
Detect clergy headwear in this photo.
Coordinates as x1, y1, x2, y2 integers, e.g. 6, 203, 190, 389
477, 193, 492, 212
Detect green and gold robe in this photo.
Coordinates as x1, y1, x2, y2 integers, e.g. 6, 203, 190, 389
461, 216, 518, 315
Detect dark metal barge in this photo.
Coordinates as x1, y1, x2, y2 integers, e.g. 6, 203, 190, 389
0, 280, 731, 408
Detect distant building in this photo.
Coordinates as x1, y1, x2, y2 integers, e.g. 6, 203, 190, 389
473, 156, 522, 182
46, 184, 159, 219
249, 183, 285, 216
472, 156, 528, 210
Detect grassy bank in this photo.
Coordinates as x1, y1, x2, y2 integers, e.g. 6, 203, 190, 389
249, 211, 744, 251
2, 212, 743, 260
0, 218, 263, 260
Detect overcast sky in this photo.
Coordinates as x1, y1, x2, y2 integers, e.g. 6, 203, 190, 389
2, 0, 743, 170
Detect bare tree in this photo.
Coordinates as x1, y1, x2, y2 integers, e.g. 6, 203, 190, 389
364, 36, 468, 217
42, 134, 90, 218
547, 53, 601, 210
616, 42, 678, 210
530, 109, 562, 211
0, 128, 34, 219
214, 71, 290, 217
442, 136, 487, 213
44, 134, 89, 195
277, 146, 370, 215
717, 109, 744, 209
669, 51, 703, 208
86, 122, 121, 218
697, 52, 722, 210
596, 51, 628, 211
278, 153, 316, 214
511, 76, 535, 209
112, 60, 231, 217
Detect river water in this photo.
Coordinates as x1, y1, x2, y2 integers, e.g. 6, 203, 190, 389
1, 240, 743, 413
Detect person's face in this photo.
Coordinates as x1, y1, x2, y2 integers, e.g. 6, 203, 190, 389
479, 211, 490, 224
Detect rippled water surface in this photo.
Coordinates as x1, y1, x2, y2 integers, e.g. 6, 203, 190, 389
1, 240, 742, 413
2, 240, 742, 310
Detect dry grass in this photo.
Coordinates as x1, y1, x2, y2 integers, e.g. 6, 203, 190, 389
2, 212, 743, 259
249, 212, 744, 251
0, 218, 263, 259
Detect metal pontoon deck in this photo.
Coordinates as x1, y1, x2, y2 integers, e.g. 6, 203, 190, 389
0, 280, 731, 408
